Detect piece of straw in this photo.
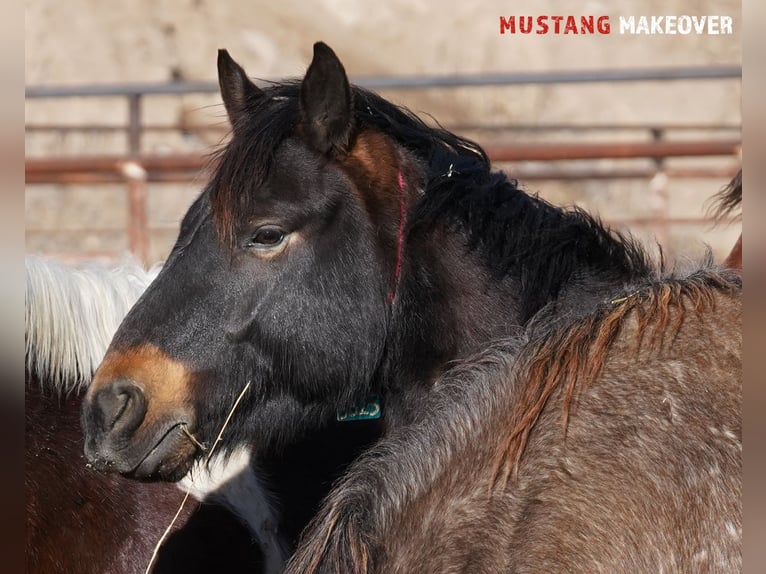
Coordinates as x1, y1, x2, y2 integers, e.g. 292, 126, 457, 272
144, 380, 251, 574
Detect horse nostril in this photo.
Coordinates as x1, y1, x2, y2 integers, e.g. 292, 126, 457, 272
95, 379, 147, 433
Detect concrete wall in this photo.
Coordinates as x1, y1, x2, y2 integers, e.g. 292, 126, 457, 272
25, 0, 741, 264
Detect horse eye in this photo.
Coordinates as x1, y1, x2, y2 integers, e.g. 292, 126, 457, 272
249, 226, 286, 248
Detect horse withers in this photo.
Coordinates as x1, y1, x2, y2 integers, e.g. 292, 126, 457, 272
80, 42, 741, 571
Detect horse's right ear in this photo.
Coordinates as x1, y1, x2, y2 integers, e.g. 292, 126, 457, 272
217, 49, 263, 131
300, 42, 353, 155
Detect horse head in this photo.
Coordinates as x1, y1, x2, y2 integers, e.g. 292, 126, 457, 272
82, 42, 651, 483
82, 43, 425, 479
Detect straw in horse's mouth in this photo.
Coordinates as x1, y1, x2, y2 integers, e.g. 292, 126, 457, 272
128, 421, 187, 476
179, 424, 207, 452
144, 380, 251, 574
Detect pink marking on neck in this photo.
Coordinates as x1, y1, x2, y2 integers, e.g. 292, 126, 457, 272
388, 170, 407, 305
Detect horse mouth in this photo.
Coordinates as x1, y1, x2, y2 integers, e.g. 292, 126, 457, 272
126, 422, 197, 481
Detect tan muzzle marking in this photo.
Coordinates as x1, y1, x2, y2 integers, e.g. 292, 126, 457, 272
91, 343, 193, 412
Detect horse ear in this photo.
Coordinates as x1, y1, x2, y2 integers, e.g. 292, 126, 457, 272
300, 42, 353, 155
217, 49, 263, 131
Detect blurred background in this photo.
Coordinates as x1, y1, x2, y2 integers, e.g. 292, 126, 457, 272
25, 0, 741, 266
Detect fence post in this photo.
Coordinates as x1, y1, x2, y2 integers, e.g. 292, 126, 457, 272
649, 128, 669, 250
127, 94, 142, 155
124, 94, 149, 263
121, 161, 149, 264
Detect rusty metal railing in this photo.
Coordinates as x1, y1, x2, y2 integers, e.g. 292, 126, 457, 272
25, 65, 742, 263
25, 140, 741, 264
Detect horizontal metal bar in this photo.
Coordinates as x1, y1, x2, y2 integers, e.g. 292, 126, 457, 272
26, 81, 222, 99
25, 170, 206, 184
489, 139, 740, 161
24, 165, 738, 186
24, 122, 742, 133
23, 138, 740, 179
26, 154, 211, 174
360, 66, 743, 89
447, 123, 741, 133
501, 166, 739, 181
25, 66, 742, 99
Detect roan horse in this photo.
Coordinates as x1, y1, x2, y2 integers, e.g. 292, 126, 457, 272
25, 255, 285, 573
286, 267, 741, 573
80, 42, 742, 570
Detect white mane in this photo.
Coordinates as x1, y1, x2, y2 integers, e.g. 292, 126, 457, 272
25, 255, 160, 394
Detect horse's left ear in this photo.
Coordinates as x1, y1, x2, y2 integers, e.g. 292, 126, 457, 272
300, 42, 354, 155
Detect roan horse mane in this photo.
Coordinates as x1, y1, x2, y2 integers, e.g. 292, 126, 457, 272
287, 262, 742, 573
493, 261, 741, 486
25, 255, 159, 394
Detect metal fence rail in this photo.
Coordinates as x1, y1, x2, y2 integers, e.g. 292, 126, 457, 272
25, 65, 741, 156
25, 65, 742, 98
25, 65, 742, 263
25, 145, 741, 264
24, 139, 742, 177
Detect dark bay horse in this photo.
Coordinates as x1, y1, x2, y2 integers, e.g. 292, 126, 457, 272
286, 266, 741, 573
80, 42, 741, 568
25, 256, 284, 573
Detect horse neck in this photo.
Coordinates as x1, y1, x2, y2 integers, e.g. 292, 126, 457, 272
379, 234, 518, 426
380, 182, 649, 425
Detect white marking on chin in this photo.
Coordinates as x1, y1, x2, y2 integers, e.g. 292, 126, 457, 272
178, 446, 287, 574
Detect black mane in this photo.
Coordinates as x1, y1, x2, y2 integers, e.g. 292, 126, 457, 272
210, 79, 653, 322
414, 176, 654, 321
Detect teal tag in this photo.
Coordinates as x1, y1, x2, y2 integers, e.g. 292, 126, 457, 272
336, 395, 381, 422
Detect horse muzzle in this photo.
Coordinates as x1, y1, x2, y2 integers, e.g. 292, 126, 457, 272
82, 378, 146, 472
81, 345, 199, 481
82, 383, 197, 481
